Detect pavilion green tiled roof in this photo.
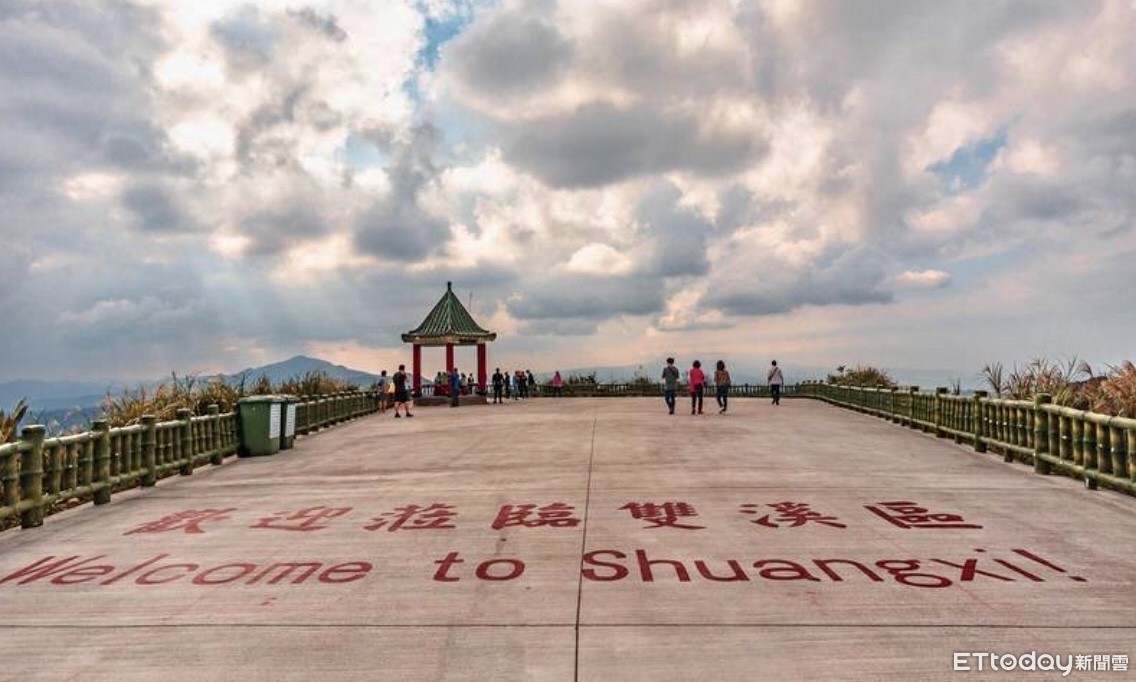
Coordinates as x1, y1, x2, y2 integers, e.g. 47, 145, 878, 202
402, 282, 497, 345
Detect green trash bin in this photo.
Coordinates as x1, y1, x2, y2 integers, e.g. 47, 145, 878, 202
279, 395, 300, 450
237, 395, 284, 457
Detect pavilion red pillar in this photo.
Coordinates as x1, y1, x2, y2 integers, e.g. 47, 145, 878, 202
445, 343, 454, 372
477, 343, 487, 392
412, 344, 422, 395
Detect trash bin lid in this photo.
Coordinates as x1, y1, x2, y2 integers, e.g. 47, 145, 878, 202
238, 395, 285, 404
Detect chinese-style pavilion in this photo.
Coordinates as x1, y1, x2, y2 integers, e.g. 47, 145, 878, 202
401, 282, 497, 395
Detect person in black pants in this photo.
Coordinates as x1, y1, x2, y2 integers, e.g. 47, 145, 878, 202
492, 368, 504, 404
689, 359, 705, 415
768, 360, 784, 405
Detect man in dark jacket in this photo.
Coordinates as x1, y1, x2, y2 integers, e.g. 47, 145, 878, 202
492, 368, 504, 404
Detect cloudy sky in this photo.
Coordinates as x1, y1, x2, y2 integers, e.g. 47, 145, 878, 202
2, 0, 1134, 382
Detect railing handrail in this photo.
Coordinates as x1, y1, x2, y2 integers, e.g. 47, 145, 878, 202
1, 390, 380, 531
802, 383, 1134, 496
6, 383, 1131, 532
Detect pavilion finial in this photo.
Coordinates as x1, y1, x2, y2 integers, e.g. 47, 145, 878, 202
447, 281, 452, 291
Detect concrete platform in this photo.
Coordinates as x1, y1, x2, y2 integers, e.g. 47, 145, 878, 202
2, 398, 1133, 680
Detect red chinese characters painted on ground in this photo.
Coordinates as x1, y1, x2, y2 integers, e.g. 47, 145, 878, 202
619, 502, 705, 530
365, 503, 458, 531
491, 503, 580, 529
740, 502, 847, 529
864, 500, 983, 529
120, 499, 986, 536
252, 506, 353, 532
124, 509, 237, 535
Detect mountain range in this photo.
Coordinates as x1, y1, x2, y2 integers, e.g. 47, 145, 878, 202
0, 356, 388, 413
220, 355, 384, 388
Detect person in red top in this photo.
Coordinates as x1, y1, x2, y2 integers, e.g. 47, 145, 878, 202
688, 360, 706, 415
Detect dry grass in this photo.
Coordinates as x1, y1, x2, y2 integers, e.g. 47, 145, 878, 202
1004, 357, 1088, 406
276, 371, 359, 396
826, 365, 898, 389
1080, 361, 1136, 417
100, 371, 362, 427
1, 398, 28, 443
980, 357, 1136, 417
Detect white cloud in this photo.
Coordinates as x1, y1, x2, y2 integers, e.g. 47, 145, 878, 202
4, 0, 1136, 382
892, 269, 952, 290
907, 195, 981, 236
563, 242, 634, 275
996, 139, 1062, 176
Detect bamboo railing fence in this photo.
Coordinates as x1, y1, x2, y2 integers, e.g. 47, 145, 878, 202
797, 383, 1136, 495
1, 391, 378, 530
5, 382, 1132, 532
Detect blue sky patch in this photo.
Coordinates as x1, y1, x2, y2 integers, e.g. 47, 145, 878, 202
402, 2, 484, 108
417, 8, 475, 71
928, 130, 1007, 193
340, 133, 388, 170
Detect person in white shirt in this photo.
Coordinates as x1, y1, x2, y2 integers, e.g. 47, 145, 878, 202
767, 360, 785, 405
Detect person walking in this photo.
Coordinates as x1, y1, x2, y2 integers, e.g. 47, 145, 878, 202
393, 364, 413, 418
689, 360, 706, 415
550, 371, 564, 397
768, 360, 785, 405
492, 368, 504, 403
714, 360, 732, 414
526, 370, 536, 397
450, 367, 461, 408
661, 357, 679, 415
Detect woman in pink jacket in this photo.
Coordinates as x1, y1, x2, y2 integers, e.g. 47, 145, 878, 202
688, 360, 706, 415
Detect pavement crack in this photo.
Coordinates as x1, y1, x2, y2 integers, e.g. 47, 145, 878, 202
573, 406, 599, 682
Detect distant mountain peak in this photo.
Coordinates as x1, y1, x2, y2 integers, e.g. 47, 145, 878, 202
220, 355, 383, 388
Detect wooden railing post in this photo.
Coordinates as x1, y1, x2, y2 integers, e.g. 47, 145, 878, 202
3, 442, 20, 515
907, 386, 919, 428
972, 391, 987, 453
1109, 421, 1126, 482
1094, 420, 1110, 476
933, 387, 948, 437
1049, 409, 1062, 465
1082, 412, 1098, 489
298, 402, 310, 436
140, 416, 157, 487
92, 420, 112, 505
1127, 427, 1136, 483
178, 409, 195, 476
1033, 394, 1052, 474
19, 426, 47, 528
209, 405, 224, 465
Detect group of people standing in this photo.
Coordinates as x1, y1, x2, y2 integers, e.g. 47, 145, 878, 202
374, 365, 414, 418
661, 358, 785, 415
490, 368, 538, 404
434, 370, 479, 396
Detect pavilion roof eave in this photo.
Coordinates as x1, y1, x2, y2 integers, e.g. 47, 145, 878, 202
401, 333, 498, 346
